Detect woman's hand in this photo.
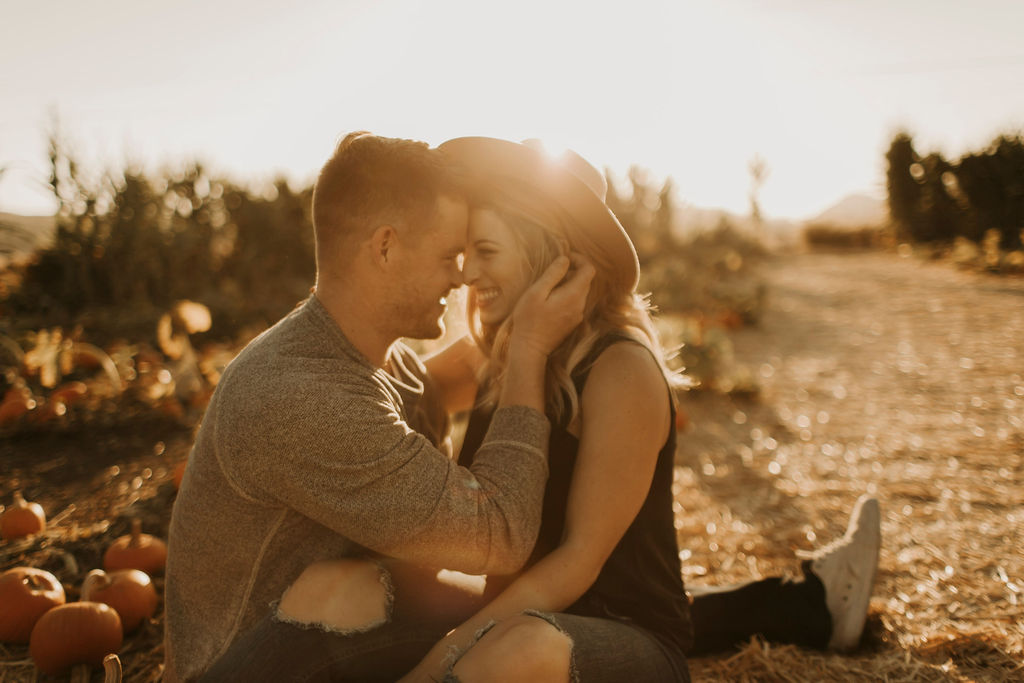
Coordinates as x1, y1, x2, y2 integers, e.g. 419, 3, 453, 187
510, 253, 595, 358
423, 335, 487, 414
398, 629, 466, 683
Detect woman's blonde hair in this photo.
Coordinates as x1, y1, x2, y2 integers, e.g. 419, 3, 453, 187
468, 178, 676, 425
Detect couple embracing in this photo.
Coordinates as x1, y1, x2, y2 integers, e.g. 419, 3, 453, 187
164, 133, 881, 682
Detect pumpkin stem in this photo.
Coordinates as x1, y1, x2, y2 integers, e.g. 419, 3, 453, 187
130, 518, 143, 547
25, 573, 51, 590
103, 654, 123, 683
82, 569, 112, 600
70, 664, 91, 683
12, 491, 26, 507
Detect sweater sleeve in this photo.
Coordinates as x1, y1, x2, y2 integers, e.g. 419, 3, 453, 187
220, 377, 550, 575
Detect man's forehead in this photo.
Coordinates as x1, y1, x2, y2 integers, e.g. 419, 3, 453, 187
433, 194, 469, 245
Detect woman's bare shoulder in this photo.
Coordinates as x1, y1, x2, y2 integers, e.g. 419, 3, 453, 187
582, 340, 669, 413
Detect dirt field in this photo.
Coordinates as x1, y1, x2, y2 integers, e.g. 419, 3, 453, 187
679, 250, 1023, 681
2, 250, 1022, 681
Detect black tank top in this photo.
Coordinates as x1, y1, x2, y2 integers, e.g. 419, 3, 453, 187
458, 334, 694, 654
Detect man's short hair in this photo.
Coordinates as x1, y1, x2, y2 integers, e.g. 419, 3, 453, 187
312, 132, 462, 268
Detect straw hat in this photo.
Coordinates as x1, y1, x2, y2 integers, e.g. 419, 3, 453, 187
438, 136, 640, 291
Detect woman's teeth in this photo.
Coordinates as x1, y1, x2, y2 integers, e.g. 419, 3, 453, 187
477, 288, 499, 304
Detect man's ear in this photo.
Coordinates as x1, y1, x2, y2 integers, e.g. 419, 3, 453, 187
369, 224, 398, 268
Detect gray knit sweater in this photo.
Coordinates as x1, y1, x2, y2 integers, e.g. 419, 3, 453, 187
163, 296, 550, 682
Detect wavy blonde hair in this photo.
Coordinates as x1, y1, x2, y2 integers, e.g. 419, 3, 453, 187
468, 178, 676, 425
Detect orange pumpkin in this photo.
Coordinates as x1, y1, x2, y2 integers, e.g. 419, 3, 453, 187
29, 602, 123, 676
0, 567, 66, 643
81, 569, 158, 633
1, 491, 46, 540
103, 520, 167, 574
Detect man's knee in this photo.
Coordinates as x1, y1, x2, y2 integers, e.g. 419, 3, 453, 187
276, 558, 392, 633
452, 614, 572, 683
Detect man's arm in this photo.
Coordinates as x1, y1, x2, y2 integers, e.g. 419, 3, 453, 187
226, 389, 549, 575
228, 255, 595, 574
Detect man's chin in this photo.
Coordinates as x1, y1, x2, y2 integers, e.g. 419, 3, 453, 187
406, 319, 445, 341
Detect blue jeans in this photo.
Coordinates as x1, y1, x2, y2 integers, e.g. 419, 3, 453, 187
199, 563, 690, 682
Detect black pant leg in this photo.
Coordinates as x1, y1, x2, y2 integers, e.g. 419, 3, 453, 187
688, 561, 832, 654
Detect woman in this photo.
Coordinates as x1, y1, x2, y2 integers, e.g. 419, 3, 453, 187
404, 137, 879, 681
399, 136, 694, 681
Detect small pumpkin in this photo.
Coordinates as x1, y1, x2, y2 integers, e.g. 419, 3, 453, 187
1, 491, 46, 540
29, 601, 123, 676
0, 567, 66, 643
103, 519, 167, 574
81, 569, 158, 633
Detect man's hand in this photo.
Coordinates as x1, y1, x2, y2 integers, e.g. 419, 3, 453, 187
510, 253, 596, 358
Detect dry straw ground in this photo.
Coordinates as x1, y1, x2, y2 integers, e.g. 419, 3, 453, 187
680, 251, 1023, 681
2, 250, 1021, 681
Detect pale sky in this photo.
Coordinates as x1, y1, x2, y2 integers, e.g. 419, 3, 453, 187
2, 0, 1022, 220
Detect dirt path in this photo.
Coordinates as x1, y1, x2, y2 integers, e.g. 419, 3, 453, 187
678, 250, 1023, 678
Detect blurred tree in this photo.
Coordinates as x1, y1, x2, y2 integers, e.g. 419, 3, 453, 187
10, 138, 316, 341
955, 134, 1024, 249
653, 178, 676, 249
886, 132, 923, 241
887, 130, 1023, 249
220, 178, 315, 327
916, 152, 964, 242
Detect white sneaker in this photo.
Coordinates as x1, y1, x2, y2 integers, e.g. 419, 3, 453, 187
799, 495, 881, 651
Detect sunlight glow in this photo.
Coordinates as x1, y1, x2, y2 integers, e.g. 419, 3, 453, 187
1, 0, 1022, 221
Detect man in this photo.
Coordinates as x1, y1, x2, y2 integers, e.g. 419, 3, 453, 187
163, 132, 595, 681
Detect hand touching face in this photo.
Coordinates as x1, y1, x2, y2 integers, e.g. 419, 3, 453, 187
463, 206, 595, 356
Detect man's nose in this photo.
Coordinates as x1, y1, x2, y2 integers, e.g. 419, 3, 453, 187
461, 255, 477, 285
450, 261, 465, 288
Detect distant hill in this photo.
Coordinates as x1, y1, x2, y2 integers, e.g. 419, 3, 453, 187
807, 194, 888, 228
0, 212, 55, 259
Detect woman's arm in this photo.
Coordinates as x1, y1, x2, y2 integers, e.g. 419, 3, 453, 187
400, 342, 671, 682
423, 335, 487, 415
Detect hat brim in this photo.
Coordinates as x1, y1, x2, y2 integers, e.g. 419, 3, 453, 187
438, 137, 640, 291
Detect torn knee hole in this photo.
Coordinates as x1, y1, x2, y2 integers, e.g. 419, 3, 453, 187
275, 558, 393, 633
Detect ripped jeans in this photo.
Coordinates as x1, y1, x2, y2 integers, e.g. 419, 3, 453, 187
198, 562, 689, 682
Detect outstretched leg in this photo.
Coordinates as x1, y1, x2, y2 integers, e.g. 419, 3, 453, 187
689, 495, 881, 654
